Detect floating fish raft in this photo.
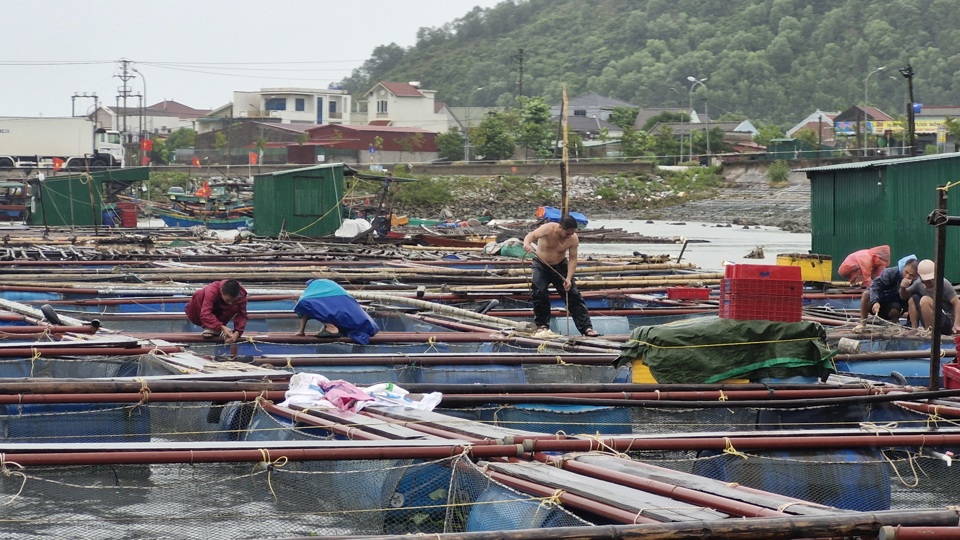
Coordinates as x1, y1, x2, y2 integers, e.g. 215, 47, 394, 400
0, 229, 958, 538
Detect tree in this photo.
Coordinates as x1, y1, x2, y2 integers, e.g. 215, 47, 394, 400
753, 124, 785, 147
641, 111, 686, 132
436, 127, 466, 161
793, 127, 819, 147
471, 114, 515, 161
608, 106, 640, 130
516, 97, 554, 158
165, 127, 196, 151
394, 132, 425, 161
619, 127, 655, 159
944, 117, 960, 152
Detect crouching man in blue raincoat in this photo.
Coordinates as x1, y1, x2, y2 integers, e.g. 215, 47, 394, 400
294, 279, 380, 344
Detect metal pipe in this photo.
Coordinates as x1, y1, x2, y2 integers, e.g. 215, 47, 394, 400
361, 510, 960, 540
0, 345, 181, 357
539, 454, 788, 518
485, 470, 661, 525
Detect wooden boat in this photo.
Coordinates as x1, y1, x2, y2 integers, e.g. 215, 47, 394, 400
417, 233, 495, 248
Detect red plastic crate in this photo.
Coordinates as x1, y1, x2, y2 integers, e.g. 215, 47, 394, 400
724, 264, 801, 281
719, 293, 802, 322
944, 364, 960, 389
666, 287, 710, 300
721, 278, 803, 297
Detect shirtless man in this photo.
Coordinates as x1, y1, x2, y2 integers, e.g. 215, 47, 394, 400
523, 215, 599, 337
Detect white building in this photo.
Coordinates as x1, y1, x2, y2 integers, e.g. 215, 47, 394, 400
231, 87, 353, 126
361, 82, 450, 132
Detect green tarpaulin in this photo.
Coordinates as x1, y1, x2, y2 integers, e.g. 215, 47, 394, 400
614, 316, 836, 384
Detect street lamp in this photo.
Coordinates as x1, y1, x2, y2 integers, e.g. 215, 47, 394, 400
687, 76, 707, 162
132, 66, 147, 164
670, 87, 683, 161
863, 66, 885, 154
463, 87, 483, 162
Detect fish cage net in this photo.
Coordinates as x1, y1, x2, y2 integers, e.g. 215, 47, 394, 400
0, 353, 173, 379
0, 454, 592, 539
440, 399, 951, 435
625, 448, 960, 513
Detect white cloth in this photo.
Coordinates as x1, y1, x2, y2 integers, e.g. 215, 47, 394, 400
278, 373, 442, 412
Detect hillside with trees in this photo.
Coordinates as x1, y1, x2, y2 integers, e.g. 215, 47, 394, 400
339, 0, 960, 128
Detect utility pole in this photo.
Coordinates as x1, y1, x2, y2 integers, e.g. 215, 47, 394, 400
115, 59, 136, 141
899, 63, 916, 156
71, 93, 98, 120
512, 49, 525, 105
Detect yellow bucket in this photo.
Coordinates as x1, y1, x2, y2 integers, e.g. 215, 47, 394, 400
776, 253, 833, 282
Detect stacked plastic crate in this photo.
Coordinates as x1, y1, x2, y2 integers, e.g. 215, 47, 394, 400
720, 264, 803, 322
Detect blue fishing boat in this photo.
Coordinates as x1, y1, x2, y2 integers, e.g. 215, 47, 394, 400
151, 206, 253, 230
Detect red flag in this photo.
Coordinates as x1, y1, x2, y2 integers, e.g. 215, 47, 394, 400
192, 156, 201, 168
248, 151, 258, 165
195, 181, 211, 198
140, 139, 153, 151
52, 157, 64, 171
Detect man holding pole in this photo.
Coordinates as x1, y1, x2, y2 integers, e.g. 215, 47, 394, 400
523, 215, 600, 337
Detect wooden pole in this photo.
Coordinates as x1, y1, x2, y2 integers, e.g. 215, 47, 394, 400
560, 84, 569, 215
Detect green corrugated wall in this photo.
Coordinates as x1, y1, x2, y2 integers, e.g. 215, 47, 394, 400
809, 155, 960, 282
28, 167, 150, 227
252, 163, 345, 237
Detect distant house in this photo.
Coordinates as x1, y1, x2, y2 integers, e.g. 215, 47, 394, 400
93, 100, 210, 140
361, 82, 449, 132
833, 105, 895, 156
646, 119, 758, 154
633, 107, 697, 131
232, 87, 353, 126
786, 110, 839, 147
550, 92, 633, 140
550, 92, 634, 122
288, 124, 439, 166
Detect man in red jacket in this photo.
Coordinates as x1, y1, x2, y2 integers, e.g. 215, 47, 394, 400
184, 279, 248, 344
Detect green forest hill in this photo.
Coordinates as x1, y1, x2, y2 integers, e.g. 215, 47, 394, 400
338, 0, 960, 128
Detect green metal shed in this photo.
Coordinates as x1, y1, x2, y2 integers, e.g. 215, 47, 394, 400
27, 167, 150, 228
253, 163, 346, 237
796, 153, 960, 282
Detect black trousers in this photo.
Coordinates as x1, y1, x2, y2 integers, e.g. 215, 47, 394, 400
531, 258, 592, 333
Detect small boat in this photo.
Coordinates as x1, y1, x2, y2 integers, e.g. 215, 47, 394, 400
151, 207, 252, 230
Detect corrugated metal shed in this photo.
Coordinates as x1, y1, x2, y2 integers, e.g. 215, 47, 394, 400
27, 167, 150, 227
796, 153, 960, 282
252, 163, 345, 238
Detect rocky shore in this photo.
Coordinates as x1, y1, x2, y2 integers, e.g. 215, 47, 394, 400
396, 167, 812, 233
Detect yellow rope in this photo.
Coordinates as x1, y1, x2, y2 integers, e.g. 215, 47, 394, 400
255, 448, 289, 502
539, 488, 565, 509
629, 336, 820, 349
130, 378, 151, 416
424, 336, 439, 354
717, 390, 728, 402
722, 437, 748, 460
881, 448, 920, 488
0, 454, 26, 506
939, 180, 960, 192
29, 348, 40, 378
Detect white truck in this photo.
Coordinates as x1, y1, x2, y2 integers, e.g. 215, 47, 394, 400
0, 117, 124, 170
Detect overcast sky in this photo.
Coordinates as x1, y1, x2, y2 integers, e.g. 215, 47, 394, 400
0, 0, 503, 118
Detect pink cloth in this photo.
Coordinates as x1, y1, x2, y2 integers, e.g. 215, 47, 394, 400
320, 380, 374, 412
838, 245, 890, 287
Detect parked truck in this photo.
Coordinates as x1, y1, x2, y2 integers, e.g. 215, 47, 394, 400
0, 117, 124, 170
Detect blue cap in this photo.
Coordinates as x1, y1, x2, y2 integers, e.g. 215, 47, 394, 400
898, 254, 917, 274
